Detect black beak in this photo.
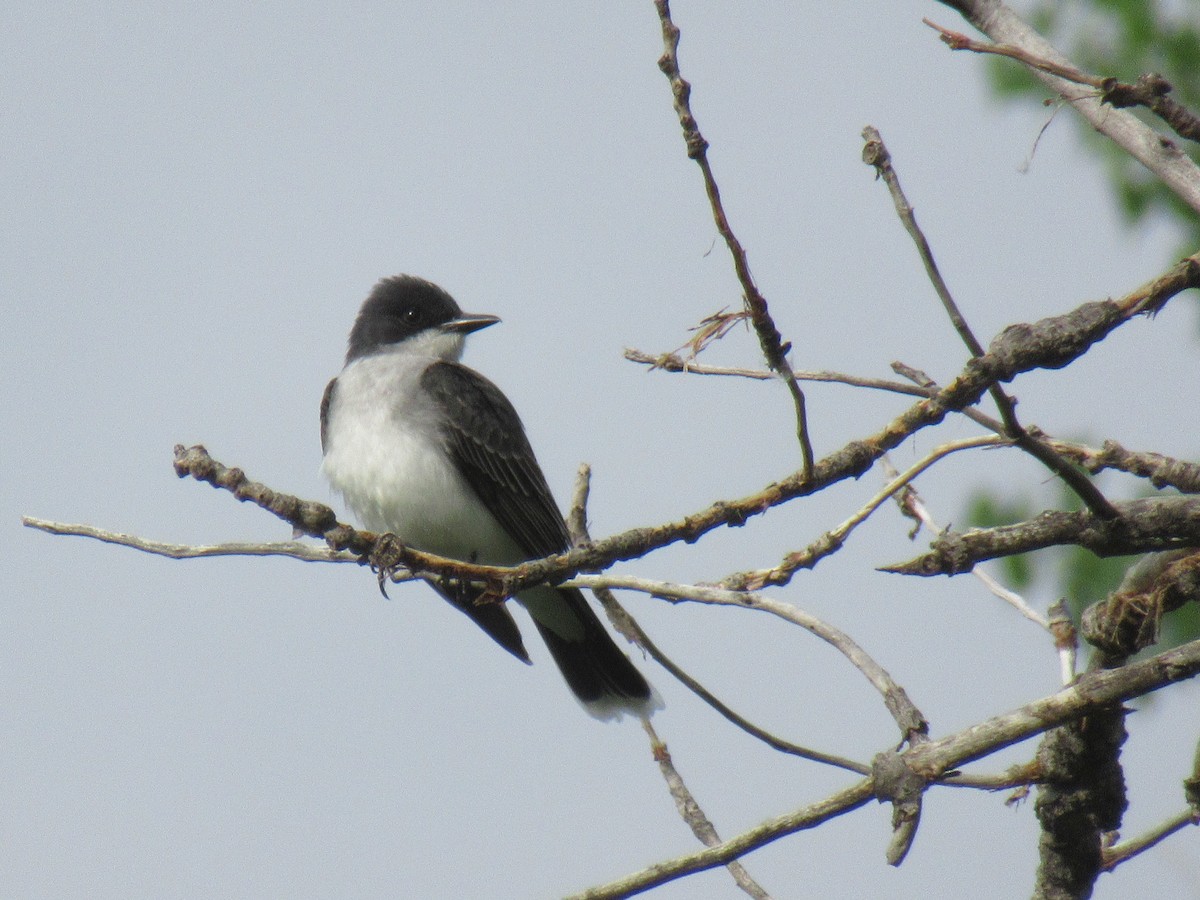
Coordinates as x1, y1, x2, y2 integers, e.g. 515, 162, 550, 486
442, 313, 500, 335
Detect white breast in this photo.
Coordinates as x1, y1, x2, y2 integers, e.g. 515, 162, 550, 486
321, 350, 521, 564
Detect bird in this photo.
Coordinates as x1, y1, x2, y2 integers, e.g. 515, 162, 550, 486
320, 275, 658, 720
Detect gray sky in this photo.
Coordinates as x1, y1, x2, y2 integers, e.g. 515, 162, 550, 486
6, 2, 1198, 898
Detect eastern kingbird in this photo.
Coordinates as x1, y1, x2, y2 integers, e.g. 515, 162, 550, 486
321, 275, 657, 719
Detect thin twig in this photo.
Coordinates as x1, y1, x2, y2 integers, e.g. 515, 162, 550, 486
934, 0, 1200, 214
566, 779, 876, 900
883, 496, 1200, 576
862, 125, 1118, 521
861, 126, 988, 360
924, 18, 1200, 145
625, 348, 774, 380
642, 720, 774, 899
1099, 808, 1199, 873
20, 517, 361, 564
654, 0, 815, 477
575, 637, 1200, 898
725, 435, 1008, 590
925, 17, 1101, 86
587, 576, 871, 774
627, 347, 1007, 434
568, 573, 928, 744
878, 461, 1050, 630
568, 465, 775, 898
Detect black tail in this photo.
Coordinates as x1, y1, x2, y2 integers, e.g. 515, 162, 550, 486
531, 587, 656, 719
429, 579, 532, 664
430, 579, 656, 719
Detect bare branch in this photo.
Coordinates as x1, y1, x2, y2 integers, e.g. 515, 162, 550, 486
568, 470, 775, 897
567, 462, 592, 547
569, 574, 928, 745
653, 0, 815, 477
863, 125, 1118, 521
1047, 438, 1200, 494
624, 348, 774, 381
577, 638, 1200, 898
627, 347, 1011, 434
725, 435, 1008, 590
642, 720, 774, 900
20, 517, 359, 565
1100, 808, 1200, 873
627, 348, 901, 389
925, 19, 1200, 145
904, 637, 1200, 778
566, 779, 876, 900
925, 17, 1102, 87
591, 579, 870, 774
935, 0, 1200, 215
861, 126, 990, 360
884, 497, 1200, 576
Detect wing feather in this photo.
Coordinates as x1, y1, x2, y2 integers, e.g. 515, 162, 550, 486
420, 361, 571, 559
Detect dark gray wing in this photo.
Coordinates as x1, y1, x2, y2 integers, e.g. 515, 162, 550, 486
426, 579, 531, 664
420, 360, 571, 558
319, 377, 338, 454
422, 361, 652, 710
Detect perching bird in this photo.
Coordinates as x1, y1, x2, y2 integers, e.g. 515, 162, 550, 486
320, 275, 657, 719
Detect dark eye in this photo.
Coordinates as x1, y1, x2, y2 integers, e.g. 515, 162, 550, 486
402, 307, 422, 326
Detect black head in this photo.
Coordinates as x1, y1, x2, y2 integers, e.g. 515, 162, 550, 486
345, 275, 498, 363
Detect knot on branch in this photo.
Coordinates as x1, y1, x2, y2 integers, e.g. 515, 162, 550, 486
861, 127, 889, 172
1186, 769, 1200, 813
1034, 705, 1129, 895
174, 444, 341, 536
1131, 254, 1200, 316
1079, 439, 1200, 492
325, 523, 373, 558
885, 530, 973, 576
837, 439, 879, 480
1082, 550, 1200, 661
871, 750, 927, 866
982, 301, 1121, 379
712, 500, 749, 528
1101, 73, 1172, 108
